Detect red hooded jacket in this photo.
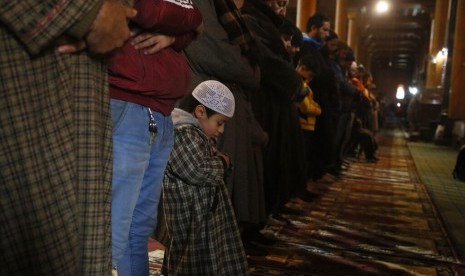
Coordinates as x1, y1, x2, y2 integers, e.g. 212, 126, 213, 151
107, 0, 202, 115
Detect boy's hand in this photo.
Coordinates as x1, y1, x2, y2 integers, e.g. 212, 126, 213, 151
212, 148, 231, 169
131, 32, 175, 55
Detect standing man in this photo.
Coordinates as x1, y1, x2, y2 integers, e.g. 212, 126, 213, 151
1, 1, 136, 274
180, 0, 265, 232
296, 13, 341, 183
241, 0, 308, 220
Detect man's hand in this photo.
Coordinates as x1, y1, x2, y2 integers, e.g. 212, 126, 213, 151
57, 1, 137, 55
57, 39, 86, 54
85, 0, 137, 54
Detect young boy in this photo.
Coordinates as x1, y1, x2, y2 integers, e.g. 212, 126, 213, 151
162, 81, 247, 275
296, 54, 322, 182
279, 19, 303, 58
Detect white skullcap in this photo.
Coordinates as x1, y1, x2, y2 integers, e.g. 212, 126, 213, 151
350, 61, 358, 71
192, 80, 235, 118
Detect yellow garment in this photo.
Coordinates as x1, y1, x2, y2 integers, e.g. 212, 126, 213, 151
298, 83, 321, 131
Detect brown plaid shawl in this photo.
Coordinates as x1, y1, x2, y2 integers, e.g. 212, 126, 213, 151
213, 0, 259, 65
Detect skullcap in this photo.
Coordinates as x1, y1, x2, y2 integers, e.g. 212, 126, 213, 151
192, 80, 235, 118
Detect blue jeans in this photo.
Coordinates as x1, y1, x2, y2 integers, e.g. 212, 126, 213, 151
111, 99, 174, 275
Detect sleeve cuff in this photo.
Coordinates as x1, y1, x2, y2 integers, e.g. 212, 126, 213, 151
67, 1, 104, 39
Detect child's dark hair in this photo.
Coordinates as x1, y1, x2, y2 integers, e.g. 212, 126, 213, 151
297, 54, 320, 76
279, 19, 303, 47
177, 94, 216, 117
306, 13, 330, 33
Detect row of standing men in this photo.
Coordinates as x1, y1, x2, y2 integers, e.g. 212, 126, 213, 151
161, 0, 383, 272
0, 0, 380, 275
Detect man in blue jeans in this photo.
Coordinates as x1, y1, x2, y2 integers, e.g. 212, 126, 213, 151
111, 100, 174, 274
106, 0, 203, 274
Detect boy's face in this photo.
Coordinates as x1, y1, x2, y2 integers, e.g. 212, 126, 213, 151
281, 34, 293, 54
289, 44, 300, 56
326, 38, 339, 54
296, 66, 314, 83
281, 34, 301, 55
195, 105, 230, 139
340, 58, 352, 70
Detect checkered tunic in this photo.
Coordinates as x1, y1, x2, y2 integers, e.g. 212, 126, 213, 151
163, 123, 248, 275
1, 1, 113, 275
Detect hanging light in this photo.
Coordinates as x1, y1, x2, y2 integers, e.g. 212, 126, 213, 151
408, 86, 418, 95
375, 1, 390, 13
436, 47, 448, 63
396, 84, 405, 100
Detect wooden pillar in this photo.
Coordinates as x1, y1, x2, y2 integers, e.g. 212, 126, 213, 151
426, 0, 450, 88
414, 37, 429, 86
347, 12, 358, 57
358, 39, 368, 70
296, 0, 317, 32
335, 0, 348, 41
448, 0, 465, 119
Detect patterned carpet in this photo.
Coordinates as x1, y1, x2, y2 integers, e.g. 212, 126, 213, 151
246, 129, 465, 275
148, 239, 164, 275
149, 127, 465, 275
408, 141, 465, 261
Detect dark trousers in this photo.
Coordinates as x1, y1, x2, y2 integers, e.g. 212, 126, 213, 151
302, 129, 318, 180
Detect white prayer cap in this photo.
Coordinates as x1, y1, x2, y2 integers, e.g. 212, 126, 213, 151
192, 80, 235, 118
350, 61, 358, 71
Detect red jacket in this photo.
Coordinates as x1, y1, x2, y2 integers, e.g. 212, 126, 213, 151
107, 0, 202, 115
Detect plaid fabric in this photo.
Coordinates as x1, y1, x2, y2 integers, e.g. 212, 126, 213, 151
0, 1, 102, 54
183, 0, 260, 91
162, 125, 247, 275
0, 1, 113, 275
213, 0, 259, 65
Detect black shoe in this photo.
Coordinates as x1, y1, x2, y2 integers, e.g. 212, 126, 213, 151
243, 241, 269, 256
269, 213, 292, 225
242, 227, 277, 246
328, 168, 341, 177
278, 206, 306, 216
298, 191, 320, 202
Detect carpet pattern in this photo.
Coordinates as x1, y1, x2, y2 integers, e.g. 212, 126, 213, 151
148, 238, 164, 275
247, 130, 464, 275
149, 129, 465, 275
408, 141, 465, 260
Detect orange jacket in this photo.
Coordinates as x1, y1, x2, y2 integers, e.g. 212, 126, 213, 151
298, 83, 321, 131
